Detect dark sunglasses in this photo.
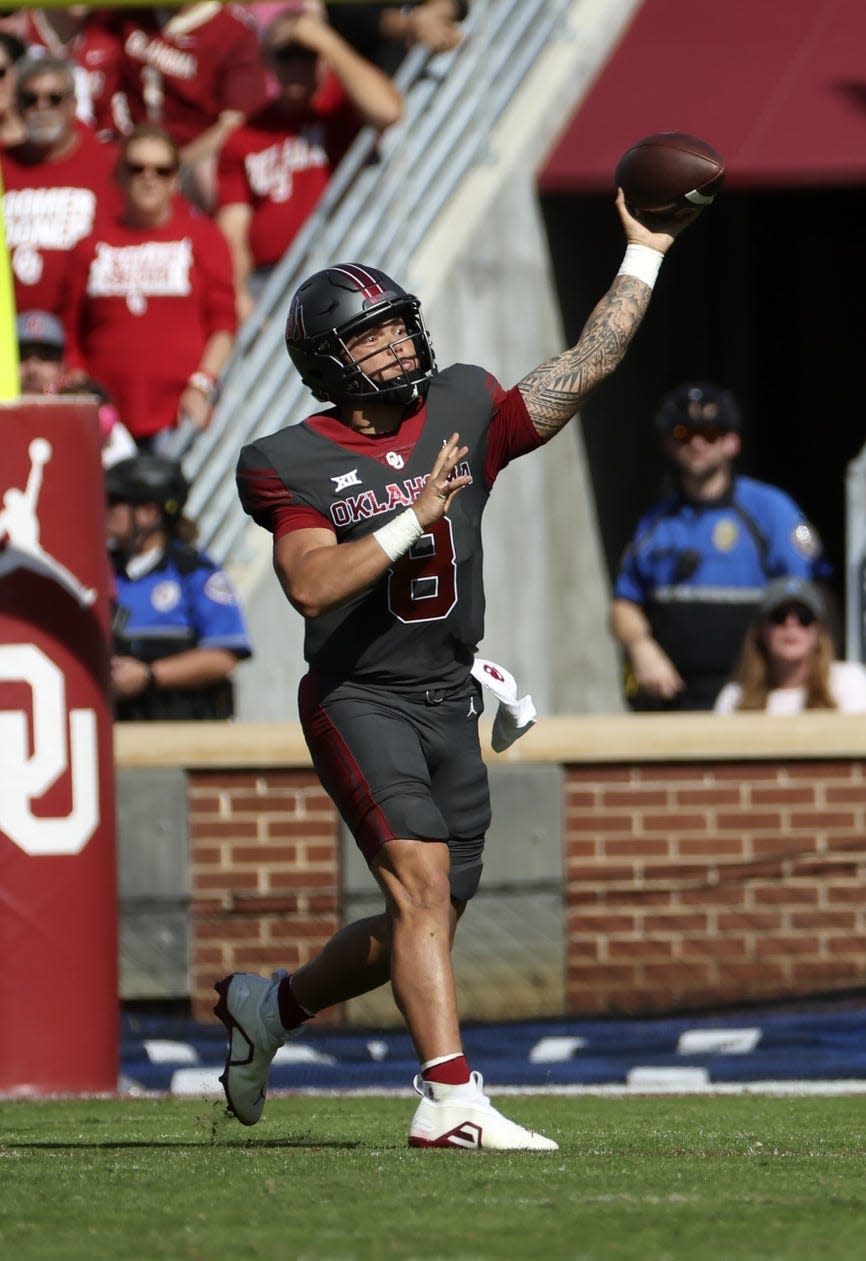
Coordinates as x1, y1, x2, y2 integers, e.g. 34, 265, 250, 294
19, 89, 70, 109
19, 343, 63, 362
671, 423, 726, 445
270, 42, 318, 62
768, 604, 817, 628
125, 161, 177, 179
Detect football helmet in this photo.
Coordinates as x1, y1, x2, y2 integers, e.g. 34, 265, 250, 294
285, 263, 437, 405
105, 455, 189, 522
655, 382, 742, 433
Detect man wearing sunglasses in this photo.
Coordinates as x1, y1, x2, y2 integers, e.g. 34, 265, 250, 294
610, 381, 831, 711
0, 54, 120, 315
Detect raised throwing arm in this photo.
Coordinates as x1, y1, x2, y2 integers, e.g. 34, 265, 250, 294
518, 191, 699, 442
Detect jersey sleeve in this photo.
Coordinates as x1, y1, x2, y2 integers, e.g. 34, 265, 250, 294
221, 11, 270, 114
185, 560, 253, 657
713, 682, 742, 713
482, 379, 543, 488
215, 128, 251, 209
237, 441, 333, 539
195, 217, 238, 336
57, 237, 95, 372
833, 662, 866, 712
757, 487, 832, 581
612, 511, 660, 603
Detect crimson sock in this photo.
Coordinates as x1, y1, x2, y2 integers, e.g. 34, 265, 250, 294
277, 974, 312, 1031
421, 1053, 471, 1086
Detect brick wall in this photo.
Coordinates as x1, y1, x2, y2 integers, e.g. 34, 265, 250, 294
115, 716, 866, 1023
187, 768, 340, 1021
564, 759, 866, 1016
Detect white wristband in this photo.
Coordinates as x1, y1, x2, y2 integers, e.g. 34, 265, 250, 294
372, 507, 423, 562
617, 244, 664, 289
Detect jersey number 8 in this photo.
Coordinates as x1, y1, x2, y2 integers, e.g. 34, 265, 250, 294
387, 517, 457, 623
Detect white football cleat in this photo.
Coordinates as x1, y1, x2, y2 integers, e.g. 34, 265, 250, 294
408, 1071, 558, 1150
213, 971, 287, 1125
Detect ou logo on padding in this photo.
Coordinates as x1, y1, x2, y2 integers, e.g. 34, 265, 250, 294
0, 643, 99, 856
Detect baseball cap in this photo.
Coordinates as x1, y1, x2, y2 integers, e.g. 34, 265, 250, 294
758, 577, 826, 623
17, 310, 65, 351
655, 381, 742, 433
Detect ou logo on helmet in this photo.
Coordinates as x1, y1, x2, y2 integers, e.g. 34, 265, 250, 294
0, 643, 99, 856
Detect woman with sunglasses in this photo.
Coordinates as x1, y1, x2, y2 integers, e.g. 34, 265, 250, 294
714, 577, 866, 713
60, 124, 236, 450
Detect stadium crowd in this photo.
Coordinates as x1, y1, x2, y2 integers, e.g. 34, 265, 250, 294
1, 3, 469, 723
4, 3, 858, 721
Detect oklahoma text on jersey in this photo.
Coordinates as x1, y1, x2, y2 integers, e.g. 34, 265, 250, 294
329, 462, 472, 529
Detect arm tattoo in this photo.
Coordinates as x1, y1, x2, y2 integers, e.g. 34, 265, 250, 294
518, 275, 653, 441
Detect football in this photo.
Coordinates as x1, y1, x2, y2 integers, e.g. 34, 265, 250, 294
615, 132, 725, 218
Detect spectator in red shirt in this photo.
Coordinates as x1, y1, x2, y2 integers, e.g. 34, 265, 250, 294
20, 8, 127, 139
216, 3, 402, 321
0, 54, 120, 314
116, 3, 270, 210
60, 125, 237, 449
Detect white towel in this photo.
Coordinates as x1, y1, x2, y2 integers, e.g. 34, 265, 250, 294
470, 657, 537, 752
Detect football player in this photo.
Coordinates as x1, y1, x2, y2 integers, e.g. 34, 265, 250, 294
216, 191, 699, 1149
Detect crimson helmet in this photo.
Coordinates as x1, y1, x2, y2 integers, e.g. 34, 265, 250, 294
285, 263, 437, 405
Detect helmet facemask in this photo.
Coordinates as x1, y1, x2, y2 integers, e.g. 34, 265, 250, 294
327, 299, 434, 406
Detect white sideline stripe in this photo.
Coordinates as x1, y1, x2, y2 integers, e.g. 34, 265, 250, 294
627, 1067, 710, 1090
9, 1080, 866, 1102
529, 1036, 588, 1063
677, 1028, 762, 1055
171, 1068, 225, 1095
157, 1079, 866, 1100
272, 1045, 337, 1066
143, 1040, 198, 1064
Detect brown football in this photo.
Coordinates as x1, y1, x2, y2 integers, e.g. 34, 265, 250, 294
615, 132, 725, 217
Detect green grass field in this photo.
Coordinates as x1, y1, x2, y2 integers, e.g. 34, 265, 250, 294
2, 1093, 865, 1261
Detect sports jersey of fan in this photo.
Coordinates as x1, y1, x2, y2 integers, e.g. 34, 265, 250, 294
216, 72, 359, 270
60, 203, 237, 441
112, 541, 252, 720
116, 4, 269, 147
237, 364, 542, 694
0, 122, 120, 313
21, 9, 126, 138
614, 475, 830, 709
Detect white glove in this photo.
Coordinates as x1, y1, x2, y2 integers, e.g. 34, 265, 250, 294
470, 657, 537, 752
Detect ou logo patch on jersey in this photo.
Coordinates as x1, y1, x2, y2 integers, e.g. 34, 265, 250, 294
151, 579, 181, 612
0, 643, 99, 856
386, 451, 405, 469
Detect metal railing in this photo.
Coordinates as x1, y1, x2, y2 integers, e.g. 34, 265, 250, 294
162, 0, 573, 564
